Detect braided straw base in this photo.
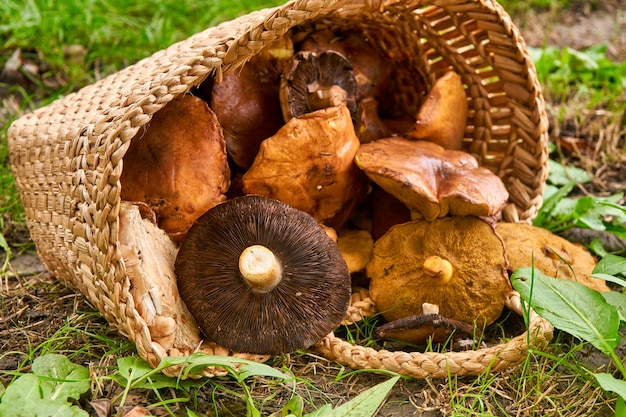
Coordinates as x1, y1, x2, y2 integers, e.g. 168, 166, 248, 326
322, 292, 553, 378
8, 0, 550, 378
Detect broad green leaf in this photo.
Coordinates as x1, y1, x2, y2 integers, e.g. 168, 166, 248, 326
511, 268, 620, 355
114, 356, 154, 387
601, 292, 626, 323
329, 376, 400, 417
0, 381, 4, 399
0, 373, 88, 417
547, 160, 593, 185
596, 373, 626, 400
593, 254, 626, 278
534, 181, 576, 228
32, 354, 90, 401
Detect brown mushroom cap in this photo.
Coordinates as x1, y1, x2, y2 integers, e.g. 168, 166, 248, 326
496, 222, 610, 292
405, 71, 468, 150
208, 37, 293, 169
279, 51, 357, 122
355, 138, 509, 221
120, 94, 230, 243
174, 195, 351, 355
242, 105, 368, 227
367, 217, 512, 327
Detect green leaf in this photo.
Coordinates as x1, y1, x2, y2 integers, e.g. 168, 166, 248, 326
596, 373, 626, 400
304, 404, 333, 417
281, 396, 304, 417
114, 356, 155, 387
329, 376, 400, 417
31, 354, 90, 402
0, 373, 88, 417
511, 268, 620, 355
533, 181, 576, 228
547, 160, 593, 185
601, 292, 626, 323
617, 396, 626, 417
593, 254, 626, 278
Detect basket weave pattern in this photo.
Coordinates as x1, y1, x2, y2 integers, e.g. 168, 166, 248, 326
9, 0, 552, 378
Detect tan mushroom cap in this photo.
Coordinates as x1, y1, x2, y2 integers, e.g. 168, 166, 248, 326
120, 94, 230, 243
355, 138, 509, 221
242, 105, 368, 227
496, 222, 610, 292
367, 217, 512, 326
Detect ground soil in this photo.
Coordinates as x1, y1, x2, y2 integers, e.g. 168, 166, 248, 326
1, 1, 626, 416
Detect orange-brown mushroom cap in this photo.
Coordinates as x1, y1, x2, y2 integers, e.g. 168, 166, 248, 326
497, 222, 610, 292
367, 217, 512, 327
120, 94, 230, 243
355, 138, 509, 221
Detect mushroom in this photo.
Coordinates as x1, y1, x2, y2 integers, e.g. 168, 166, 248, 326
496, 222, 610, 292
242, 105, 368, 227
174, 195, 351, 355
374, 303, 475, 344
405, 71, 468, 150
355, 138, 509, 221
367, 217, 513, 343
298, 30, 392, 105
120, 94, 230, 243
279, 51, 357, 122
336, 228, 374, 274
206, 37, 293, 169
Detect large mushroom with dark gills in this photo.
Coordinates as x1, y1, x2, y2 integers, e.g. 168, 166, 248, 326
174, 195, 351, 355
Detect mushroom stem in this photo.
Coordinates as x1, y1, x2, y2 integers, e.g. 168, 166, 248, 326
307, 83, 347, 110
239, 245, 283, 292
423, 256, 454, 284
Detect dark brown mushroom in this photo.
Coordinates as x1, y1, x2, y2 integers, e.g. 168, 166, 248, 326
174, 195, 352, 355
206, 37, 294, 169
279, 51, 357, 122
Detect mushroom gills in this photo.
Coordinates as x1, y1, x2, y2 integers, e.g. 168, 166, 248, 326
174, 195, 351, 355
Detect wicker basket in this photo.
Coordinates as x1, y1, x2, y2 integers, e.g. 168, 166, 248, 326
8, 0, 553, 378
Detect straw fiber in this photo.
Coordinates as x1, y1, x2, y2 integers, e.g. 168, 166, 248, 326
8, 0, 552, 378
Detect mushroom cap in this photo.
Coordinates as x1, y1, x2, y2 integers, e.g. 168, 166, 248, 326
242, 105, 368, 227
279, 51, 357, 122
120, 94, 230, 243
174, 195, 351, 355
209, 37, 293, 169
496, 222, 610, 292
355, 138, 509, 221
405, 71, 468, 150
367, 217, 512, 326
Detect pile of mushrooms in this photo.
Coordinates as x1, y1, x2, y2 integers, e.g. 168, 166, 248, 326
117, 28, 609, 355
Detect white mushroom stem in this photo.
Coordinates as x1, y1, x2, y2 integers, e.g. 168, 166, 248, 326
239, 245, 283, 292
423, 255, 454, 284
422, 303, 440, 315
